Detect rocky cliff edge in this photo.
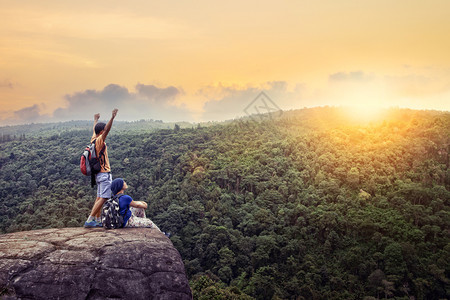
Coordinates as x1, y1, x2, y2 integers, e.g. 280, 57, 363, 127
0, 227, 192, 299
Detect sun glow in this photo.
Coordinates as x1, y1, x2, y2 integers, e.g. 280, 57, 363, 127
344, 104, 385, 123
328, 79, 389, 123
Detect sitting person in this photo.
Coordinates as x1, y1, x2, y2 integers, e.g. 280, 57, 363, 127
110, 178, 162, 231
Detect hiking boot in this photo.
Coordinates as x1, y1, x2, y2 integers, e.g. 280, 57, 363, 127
84, 220, 102, 228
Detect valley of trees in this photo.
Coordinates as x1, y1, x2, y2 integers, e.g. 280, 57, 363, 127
0, 107, 449, 299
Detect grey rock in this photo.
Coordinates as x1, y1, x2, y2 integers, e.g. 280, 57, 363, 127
0, 227, 192, 299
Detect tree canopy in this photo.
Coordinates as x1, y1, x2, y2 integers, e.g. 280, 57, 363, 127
0, 107, 449, 299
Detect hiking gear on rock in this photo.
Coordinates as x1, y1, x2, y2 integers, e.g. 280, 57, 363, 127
101, 194, 127, 229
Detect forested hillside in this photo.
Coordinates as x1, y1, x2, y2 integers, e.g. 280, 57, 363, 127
0, 107, 449, 299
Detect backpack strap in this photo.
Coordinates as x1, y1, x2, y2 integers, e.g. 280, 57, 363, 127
114, 193, 130, 228
98, 143, 106, 155
114, 193, 129, 216
89, 138, 100, 187
113, 192, 123, 199
92, 138, 107, 169
94, 138, 107, 169
90, 172, 96, 188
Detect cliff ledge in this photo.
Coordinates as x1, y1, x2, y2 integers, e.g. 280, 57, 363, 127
0, 227, 192, 299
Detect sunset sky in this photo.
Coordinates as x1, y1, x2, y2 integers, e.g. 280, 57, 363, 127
1, 0, 449, 125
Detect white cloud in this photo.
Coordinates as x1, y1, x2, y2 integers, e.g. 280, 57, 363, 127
53, 83, 190, 122
14, 104, 41, 121
200, 81, 305, 121
1, 71, 449, 126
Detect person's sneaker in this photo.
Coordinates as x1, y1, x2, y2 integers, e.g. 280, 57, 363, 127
84, 220, 102, 228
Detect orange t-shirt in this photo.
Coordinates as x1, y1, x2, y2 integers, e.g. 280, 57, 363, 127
91, 132, 111, 173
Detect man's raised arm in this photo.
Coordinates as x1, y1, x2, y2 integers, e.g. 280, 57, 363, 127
93, 113, 100, 134
101, 108, 118, 140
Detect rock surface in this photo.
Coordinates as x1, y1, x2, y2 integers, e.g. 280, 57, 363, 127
0, 227, 192, 299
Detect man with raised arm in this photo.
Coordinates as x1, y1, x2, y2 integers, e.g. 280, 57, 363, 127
84, 108, 118, 228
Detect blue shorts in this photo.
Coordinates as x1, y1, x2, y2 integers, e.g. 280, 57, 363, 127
96, 172, 112, 198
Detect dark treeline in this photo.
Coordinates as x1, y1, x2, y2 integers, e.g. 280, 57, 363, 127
0, 107, 449, 299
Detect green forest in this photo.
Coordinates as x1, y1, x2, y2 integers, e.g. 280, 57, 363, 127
0, 107, 449, 299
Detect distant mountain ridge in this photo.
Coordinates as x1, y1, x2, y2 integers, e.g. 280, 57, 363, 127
1, 106, 447, 137
0, 119, 194, 137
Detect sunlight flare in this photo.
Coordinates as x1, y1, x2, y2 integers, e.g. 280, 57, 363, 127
346, 104, 384, 122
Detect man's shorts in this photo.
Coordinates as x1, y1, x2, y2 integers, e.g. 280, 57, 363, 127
96, 172, 112, 198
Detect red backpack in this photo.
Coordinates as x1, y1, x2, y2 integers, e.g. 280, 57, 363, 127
80, 139, 105, 176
